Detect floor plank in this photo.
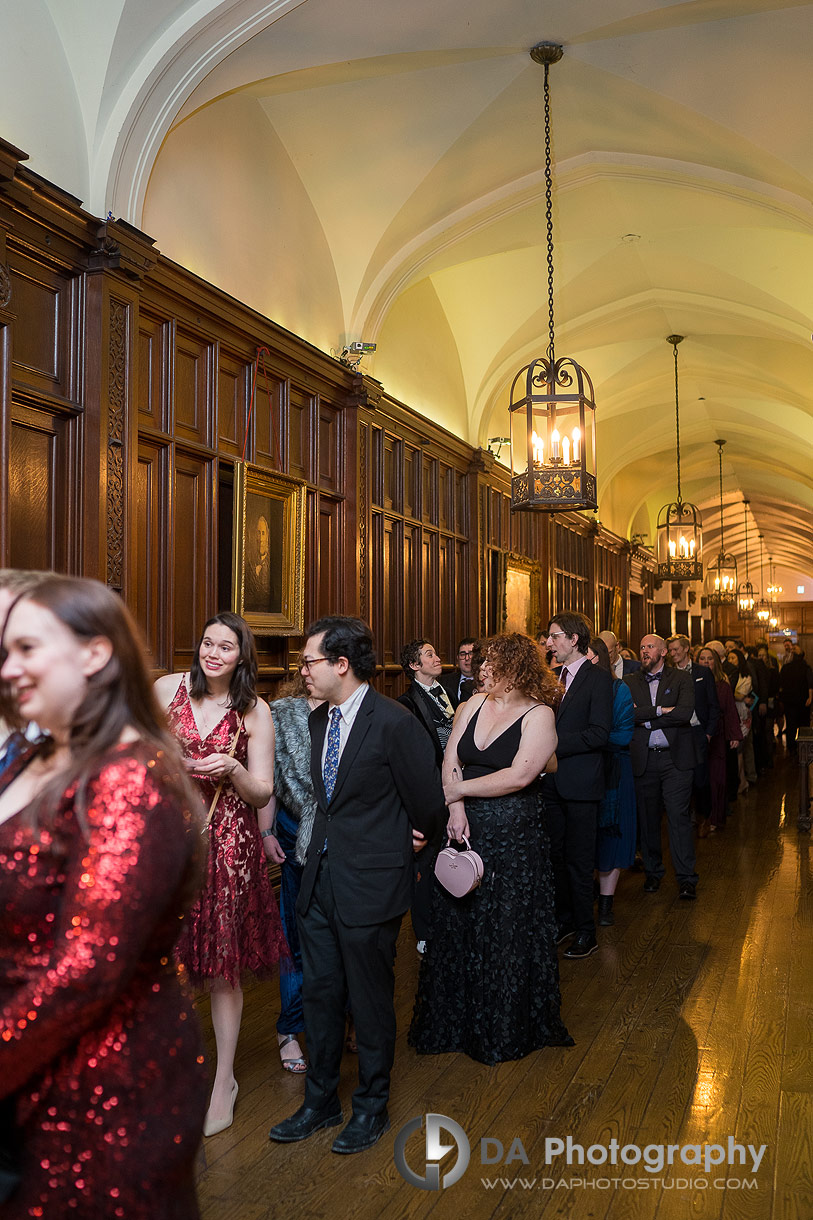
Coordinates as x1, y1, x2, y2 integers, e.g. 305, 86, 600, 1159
194, 743, 811, 1219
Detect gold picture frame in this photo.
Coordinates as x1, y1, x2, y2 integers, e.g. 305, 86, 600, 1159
231, 461, 306, 635
500, 552, 543, 639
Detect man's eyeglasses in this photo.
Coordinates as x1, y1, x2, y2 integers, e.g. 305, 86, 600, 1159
546, 630, 568, 641
299, 656, 331, 672
457, 649, 474, 659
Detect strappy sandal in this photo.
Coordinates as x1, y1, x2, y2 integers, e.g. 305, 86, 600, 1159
278, 1034, 307, 1074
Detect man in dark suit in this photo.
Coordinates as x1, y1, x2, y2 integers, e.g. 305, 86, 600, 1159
542, 611, 613, 959
397, 639, 454, 764
598, 630, 641, 679
667, 633, 719, 836
625, 635, 699, 899
268, 617, 445, 1154
439, 637, 477, 708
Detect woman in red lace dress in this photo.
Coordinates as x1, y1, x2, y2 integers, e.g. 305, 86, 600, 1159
0, 575, 208, 1219
154, 613, 287, 1137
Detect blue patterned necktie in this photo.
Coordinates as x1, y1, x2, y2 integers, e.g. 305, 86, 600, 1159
645, 671, 661, 683
323, 706, 342, 802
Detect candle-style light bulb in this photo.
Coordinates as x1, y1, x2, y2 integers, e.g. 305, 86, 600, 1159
551, 429, 561, 461
571, 427, 580, 463
562, 435, 570, 465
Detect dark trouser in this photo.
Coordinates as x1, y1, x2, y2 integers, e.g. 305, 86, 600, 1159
635, 749, 697, 885
544, 792, 598, 935
411, 842, 436, 943
784, 702, 810, 756
298, 856, 401, 1117
707, 734, 728, 827
275, 804, 304, 1036
691, 727, 712, 820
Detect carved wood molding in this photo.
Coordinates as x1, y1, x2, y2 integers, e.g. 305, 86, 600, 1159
358, 421, 369, 621
106, 297, 128, 591
0, 263, 10, 309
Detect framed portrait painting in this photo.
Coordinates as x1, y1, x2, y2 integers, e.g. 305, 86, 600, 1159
499, 552, 543, 639
231, 461, 306, 634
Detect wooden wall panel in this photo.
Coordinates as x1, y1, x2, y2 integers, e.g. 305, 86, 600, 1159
135, 439, 168, 668
288, 385, 311, 481
318, 402, 340, 493
217, 350, 249, 457
174, 329, 213, 446
253, 372, 284, 469
0, 148, 651, 684
8, 257, 72, 398
422, 530, 438, 645
8, 404, 73, 572
317, 498, 340, 620
172, 451, 214, 669
404, 446, 419, 521
137, 312, 167, 431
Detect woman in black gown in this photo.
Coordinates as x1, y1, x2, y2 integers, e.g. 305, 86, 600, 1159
409, 632, 573, 1065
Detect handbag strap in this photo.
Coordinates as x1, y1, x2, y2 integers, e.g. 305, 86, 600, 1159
201, 714, 245, 834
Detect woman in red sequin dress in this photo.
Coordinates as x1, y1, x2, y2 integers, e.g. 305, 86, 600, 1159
0, 575, 208, 1219
155, 612, 288, 1137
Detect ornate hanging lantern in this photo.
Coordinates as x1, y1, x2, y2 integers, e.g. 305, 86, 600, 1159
509, 44, 597, 512
656, 335, 702, 579
755, 534, 771, 623
706, 439, 737, 605
737, 499, 756, 621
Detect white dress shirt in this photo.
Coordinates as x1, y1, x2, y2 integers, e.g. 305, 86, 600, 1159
560, 652, 590, 697
320, 681, 370, 772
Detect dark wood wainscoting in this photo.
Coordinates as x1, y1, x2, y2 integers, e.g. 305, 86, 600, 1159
0, 138, 654, 685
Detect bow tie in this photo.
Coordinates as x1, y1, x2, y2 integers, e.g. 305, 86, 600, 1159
645, 671, 662, 683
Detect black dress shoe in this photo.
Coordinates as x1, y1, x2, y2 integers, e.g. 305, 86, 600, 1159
563, 932, 598, 959
643, 874, 661, 893
679, 881, 697, 900
555, 924, 576, 945
331, 1110, 390, 1154
269, 1103, 343, 1143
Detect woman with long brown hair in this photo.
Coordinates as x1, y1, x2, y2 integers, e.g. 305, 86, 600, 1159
409, 633, 572, 1064
0, 575, 207, 1218
155, 613, 288, 1136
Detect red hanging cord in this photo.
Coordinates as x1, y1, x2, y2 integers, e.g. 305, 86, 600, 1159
241, 346, 283, 467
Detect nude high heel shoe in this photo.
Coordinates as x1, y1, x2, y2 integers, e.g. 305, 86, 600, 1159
203, 1080, 238, 1137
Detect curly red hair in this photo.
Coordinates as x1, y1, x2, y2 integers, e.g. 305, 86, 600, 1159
476, 633, 562, 706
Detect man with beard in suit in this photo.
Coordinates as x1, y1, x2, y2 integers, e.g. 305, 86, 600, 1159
625, 635, 699, 899
268, 617, 445, 1154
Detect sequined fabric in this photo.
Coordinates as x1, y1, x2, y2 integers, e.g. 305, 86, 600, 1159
167, 681, 288, 987
0, 743, 208, 1219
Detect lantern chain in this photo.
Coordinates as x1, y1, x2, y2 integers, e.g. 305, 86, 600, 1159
543, 61, 556, 364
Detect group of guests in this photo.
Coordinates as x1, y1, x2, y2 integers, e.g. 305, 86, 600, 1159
0, 564, 803, 1218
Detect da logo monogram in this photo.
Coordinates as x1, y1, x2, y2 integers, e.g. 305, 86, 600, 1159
393, 1113, 470, 1190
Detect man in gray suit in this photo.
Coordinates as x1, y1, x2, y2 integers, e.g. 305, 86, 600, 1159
624, 635, 699, 899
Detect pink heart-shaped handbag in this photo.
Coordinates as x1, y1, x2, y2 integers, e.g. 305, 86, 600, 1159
434, 836, 484, 897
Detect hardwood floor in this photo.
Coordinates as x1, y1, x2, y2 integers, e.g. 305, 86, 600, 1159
194, 743, 811, 1219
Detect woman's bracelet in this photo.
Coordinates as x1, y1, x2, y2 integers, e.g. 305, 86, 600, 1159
260, 827, 276, 839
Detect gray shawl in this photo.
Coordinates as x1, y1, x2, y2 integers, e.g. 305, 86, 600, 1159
269, 696, 317, 864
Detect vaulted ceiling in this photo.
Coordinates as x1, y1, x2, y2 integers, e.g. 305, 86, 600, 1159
4, 0, 813, 597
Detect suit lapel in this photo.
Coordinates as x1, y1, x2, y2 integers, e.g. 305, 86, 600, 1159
557, 659, 589, 719
310, 703, 329, 806
326, 686, 374, 807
